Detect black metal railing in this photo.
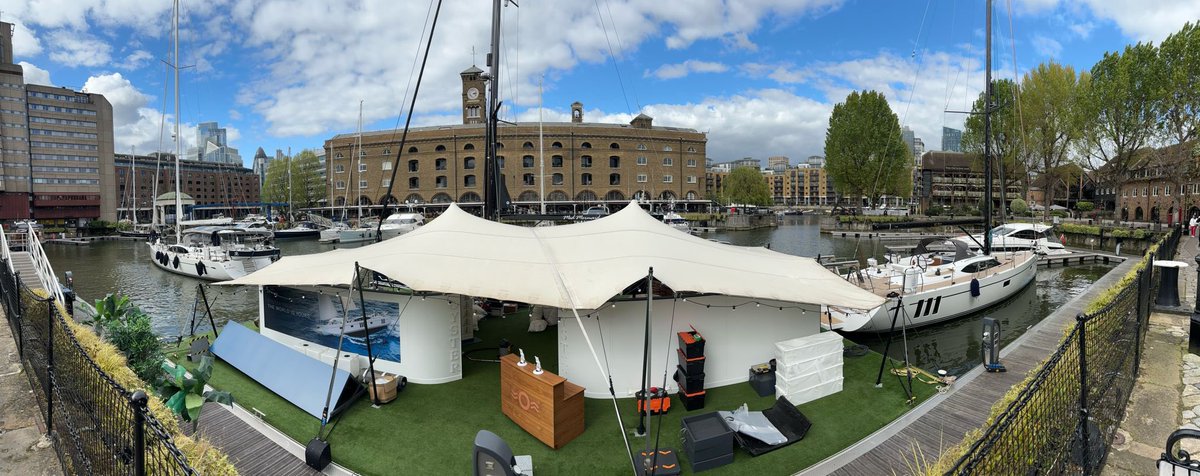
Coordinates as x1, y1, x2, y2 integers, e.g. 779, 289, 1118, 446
0, 259, 196, 475
948, 226, 1181, 475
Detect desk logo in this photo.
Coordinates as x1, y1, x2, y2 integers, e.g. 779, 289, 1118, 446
510, 389, 541, 414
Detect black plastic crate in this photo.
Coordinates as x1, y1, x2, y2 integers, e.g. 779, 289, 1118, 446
749, 367, 776, 397
674, 365, 705, 395
677, 388, 706, 411
690, 452, 734, 473
681, 412, 733, 467
677, 327, 705, 359
677, 348, 705, 376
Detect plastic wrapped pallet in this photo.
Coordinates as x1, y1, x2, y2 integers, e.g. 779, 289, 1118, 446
774, 332, 842, 366
773, 332, 843, 405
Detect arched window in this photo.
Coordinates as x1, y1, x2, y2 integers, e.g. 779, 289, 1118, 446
660, 191, 676, 200
431, 193, 452, 203
523, 141, 534, 149
686, 191, 697, 200
605, 190, 625, 201
548, 191, 568, 201
610, 143, 620, 149
435, 145, 446, 152
334, 196, 346, 206
581, 142, 592, 149
404, 193, 424, 203
552, 173, 564, 185
464, 143, 475, 150
518, 191, 539, 202
576, 190, 597, 201
464, 157, 476, 169
379, 194, 398, 206
383, 148, 391, 156
637, 143, 647, 151
663, 145, 672, 151
552, 142, 563, 149
460, 192, 482, 203
408, 146, 418, 153
358, 196, 373, 206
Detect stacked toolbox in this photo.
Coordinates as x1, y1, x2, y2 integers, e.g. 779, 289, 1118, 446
774, 332, 844, 405
675, 326, 706, 410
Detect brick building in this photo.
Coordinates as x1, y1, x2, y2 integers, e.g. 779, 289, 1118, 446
115, 153, 261, 222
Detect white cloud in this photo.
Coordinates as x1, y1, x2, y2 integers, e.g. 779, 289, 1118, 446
741, 62, 807, 83
647, 60, 729, 80
116, 50, 154, 70
9, 19, 42, 57
17, 62, 53, 86
228, 109, 242, 121
1031, 35, 1063, 58
1069, 21, 1095, 39
47, 30, 113, 67
81, 72, 202, 156
1013, 0, 1200, 42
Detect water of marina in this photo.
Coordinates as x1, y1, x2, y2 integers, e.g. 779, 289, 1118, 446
44, 215, 1110, 376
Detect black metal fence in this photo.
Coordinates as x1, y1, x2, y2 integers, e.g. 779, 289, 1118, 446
0, 258, 196, 475
948, 227, 1182, 475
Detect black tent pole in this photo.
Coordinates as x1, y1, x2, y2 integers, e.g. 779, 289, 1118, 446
874, 294, 903, 387
198, 284, 218, 337
636, 268, 653, 441
356, 263, 381, 405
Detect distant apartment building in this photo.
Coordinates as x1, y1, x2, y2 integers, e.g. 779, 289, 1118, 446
707, 165, 836, 206
942, 127, 962, 153
730, 157, 761, 170
114, 153, 260, 221
0, 21, 116, 224
188, 121, 242, 165
806, 155, 825, 167
767, 156, 789, 173
1114, 141, 1200, 223
918, 151, 1019, 211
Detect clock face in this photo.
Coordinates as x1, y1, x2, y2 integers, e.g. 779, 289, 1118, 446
467, 87, 479, 100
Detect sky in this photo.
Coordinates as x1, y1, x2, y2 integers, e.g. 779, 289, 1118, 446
4, 0, 1199, 168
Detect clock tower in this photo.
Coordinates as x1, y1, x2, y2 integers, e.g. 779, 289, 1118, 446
461, 65, 485, 125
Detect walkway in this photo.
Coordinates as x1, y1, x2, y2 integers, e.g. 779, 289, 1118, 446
8, 252, 42, 291
802, 251, 1142, 475
1104, 234, 1198, 474
0, 308, 61, 475
182, 402, 321, 476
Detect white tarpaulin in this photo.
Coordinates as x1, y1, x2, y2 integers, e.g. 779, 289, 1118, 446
220, 203, 884, 311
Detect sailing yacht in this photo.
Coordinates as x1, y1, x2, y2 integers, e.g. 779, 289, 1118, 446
337, 101, 378, 244
827, 0, 1037, 332
148, 0, 280, 281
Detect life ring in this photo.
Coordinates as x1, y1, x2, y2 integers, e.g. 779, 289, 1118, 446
172, 256, 180, 269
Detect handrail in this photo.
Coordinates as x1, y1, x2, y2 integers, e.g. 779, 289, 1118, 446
0, 229, 11, 274
24, 227, 65, 304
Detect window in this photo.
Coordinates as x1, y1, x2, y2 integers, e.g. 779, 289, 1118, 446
663, 175, 673, 183
523, 155, 534, 168
610, 143, 620, 149
637, 174, 648, 183
961, 258, 1001, 274
436, 145, 446, 152
581, 173, 593, 185
580, 155, 592, 168
686, 191, 697, 200
360, 150, 366, 157
409, 177, 419, 189
610, 156, 620, 168
687, 175, 697, 184
523, 141, 534, 149
552, 142, 563, 149
436, 176, 448, 188
464, 175, 477, 187
464, 143, 475, 150
687, 147, 696, 153
662, 157, 673, 166
581, 142, 592, 149
360, 180, 368, 189
663, 145, 672, 152
358, 163, 367, 172
687, 159, 697, 167
464, 157, 476, 169
498, 156, 505, 168
1152, 186, 1159, 196
382, 179, 391, 187
335, 164, 345, 173
552, 155, 563, 167
336, 180, 346, 189
383, 148, 391, 156
1142, 187, 1147, 196
336, 153, 345, 159
637, 143, 647, 151
637, 156, 647, 165
610, 173, 621, 185
436, 158, 447, 170
1165, 184, 1171, 196
408, 146, 418, 153
523, 173, 535, 186
408, 160, 419, 172
552, 173, 564, 185
382, 161, 393, 171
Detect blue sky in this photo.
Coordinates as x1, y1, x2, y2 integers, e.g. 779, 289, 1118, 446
4, 0, 1197, 167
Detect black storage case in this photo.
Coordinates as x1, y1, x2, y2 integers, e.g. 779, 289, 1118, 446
677, 388, 706, 411
681, 412, 734, 472
677, 329, 705, 359
674, 365, 705, 395
748, 368, 776, 397
676, 348, 706, 376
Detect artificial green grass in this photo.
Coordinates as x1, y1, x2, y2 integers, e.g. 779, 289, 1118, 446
172, 313, 935, 475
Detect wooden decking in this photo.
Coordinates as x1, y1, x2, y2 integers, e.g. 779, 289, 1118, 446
184, 402, 320, 476
801, 253, 1141, 475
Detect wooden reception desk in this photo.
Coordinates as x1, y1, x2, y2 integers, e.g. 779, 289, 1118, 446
500, 353, 585, 449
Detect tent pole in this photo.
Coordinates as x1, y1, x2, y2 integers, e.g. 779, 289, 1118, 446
318, 290, 352, 440
636, 269, 653, 438
355, 263, 381, 406
198, 284, 218, 337
874, 294, 903, 388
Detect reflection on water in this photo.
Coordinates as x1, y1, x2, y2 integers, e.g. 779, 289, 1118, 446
47, 216, 1109, 375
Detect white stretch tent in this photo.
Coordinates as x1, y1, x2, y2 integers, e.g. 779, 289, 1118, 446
221, 202, 885, 397
222, 203, 884, 312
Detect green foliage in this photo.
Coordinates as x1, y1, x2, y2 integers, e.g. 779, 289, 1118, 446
962, 79, 1026, 192
837, 215, 909, 224
1049, 210, 1069, 218
1157, 22, 1200, 145
1010, 198, 1029, 215
824, 90, 912, 204
84, 293, 134, 335
87, 220, 114, 230
1079, 42, 1162, 182
263, 149, 327, 209
1057, 222, 1100, 236
1109, 227, 1150, 239
925, 204, 944, 217
106, 313, 164, 385
1075, 201, 1094, 212
1021, 62, 1087, 218
160, 355, 234, 430
722, 167, 773, 206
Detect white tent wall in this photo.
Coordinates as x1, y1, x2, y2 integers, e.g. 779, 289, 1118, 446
557, 297, 822, 399
256, 286, 464, 384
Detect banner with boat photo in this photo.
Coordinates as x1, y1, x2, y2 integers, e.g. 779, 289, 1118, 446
263, 285, 401, 362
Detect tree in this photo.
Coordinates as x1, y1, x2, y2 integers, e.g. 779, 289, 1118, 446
722, 167, 772, 206
1078, 42, 1162, 197
824, 90, 912, 206
262, 150, 327, 211
1010, 198, 1029, 216
1158, 22, 1200, 146
1019, 62, 1088, 221
962, 78, 1027, 216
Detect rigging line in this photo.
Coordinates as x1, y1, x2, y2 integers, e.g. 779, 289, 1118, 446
376, 0, 443, 241
941, 0, 960, 110
385, 0, 437, 146
528, 228, 638, 474
899, 0, 934, 126
592, 0, 634, 115
1005, 0, 1030, 167
602, 0, 640, 110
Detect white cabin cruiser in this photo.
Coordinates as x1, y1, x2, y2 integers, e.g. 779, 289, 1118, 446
148, 226, 281, 281
956, 223, 1067, 255
378, 212, 424, 240
662, 211, 690, 233
828, 238, 1038, 332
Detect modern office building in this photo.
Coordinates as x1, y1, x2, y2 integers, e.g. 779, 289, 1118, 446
189, 121, 242, 165
942, 127, 962, 153
901, 126, 923, 165
252, 147, 269, 186
114, 153, 261, 222
0, 21, 116, 224
320, 65, 708, 214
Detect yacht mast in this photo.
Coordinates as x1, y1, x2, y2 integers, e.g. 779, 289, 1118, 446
483, 0, 502, 219
539, 76, 545, 215
355, 100, 363, 224
172, 0, 182, 242
983, 0, 993, 255
131, 146, 137, 226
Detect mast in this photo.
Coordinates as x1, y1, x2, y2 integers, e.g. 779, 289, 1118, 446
483, 0, 502, 219
539, 76, 545, 215
131, 146, 137, 226
287, 146, 293, 221
983, 0, 993, 255
172, 0, 182, 242
355, 100, 364, 224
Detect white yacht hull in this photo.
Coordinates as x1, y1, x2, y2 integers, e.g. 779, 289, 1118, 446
338, 228, 378, 243
148, 242, 276, 282
832, 252, 1038, 332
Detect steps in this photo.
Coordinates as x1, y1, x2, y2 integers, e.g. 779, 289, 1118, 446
8, 252, 45, 291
